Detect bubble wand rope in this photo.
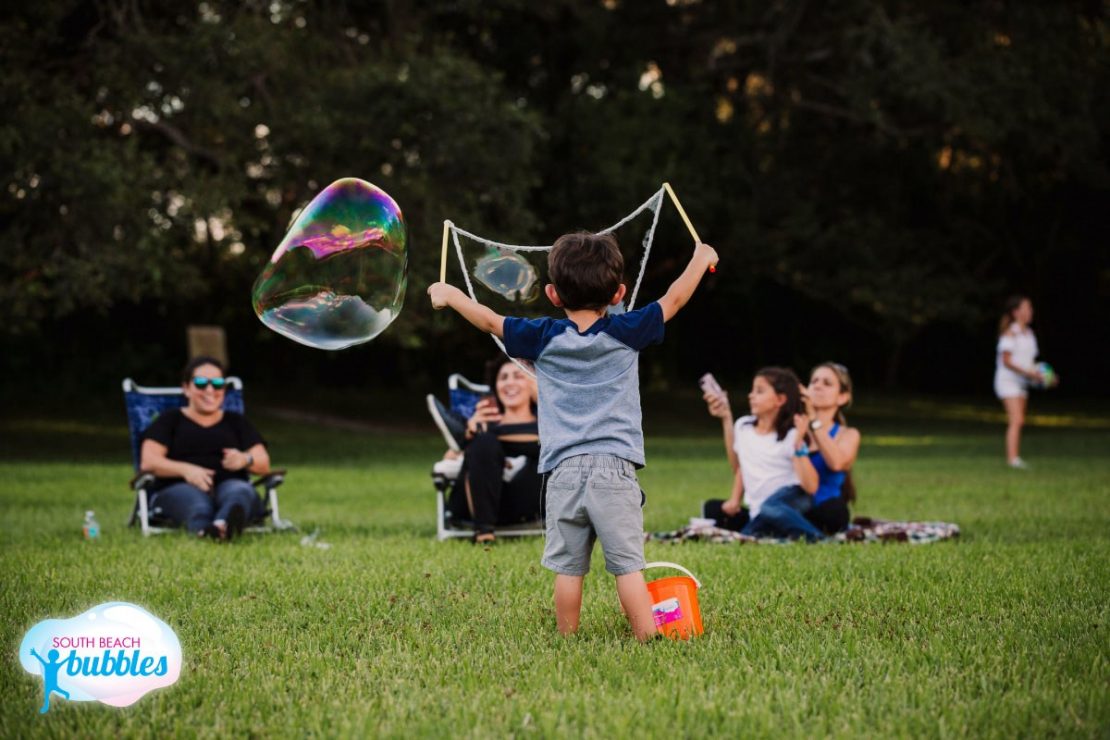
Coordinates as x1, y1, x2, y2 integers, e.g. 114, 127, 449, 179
439, 220, 452, 282
662, 182, 714, 272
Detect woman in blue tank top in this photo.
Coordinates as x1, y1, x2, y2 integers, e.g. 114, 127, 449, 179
743, 362, 860, 540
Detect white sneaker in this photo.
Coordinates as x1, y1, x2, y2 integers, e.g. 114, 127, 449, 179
1008, 457, 1029, 470
433, 458, 464, 478
502, 455, 528, 482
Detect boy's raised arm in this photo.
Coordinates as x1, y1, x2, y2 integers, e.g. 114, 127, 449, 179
658, 242, 718, 322
428, 282, 506, 338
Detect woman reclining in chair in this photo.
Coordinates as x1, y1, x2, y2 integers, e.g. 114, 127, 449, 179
446, 357, 542, 543
140, 356, 271, 541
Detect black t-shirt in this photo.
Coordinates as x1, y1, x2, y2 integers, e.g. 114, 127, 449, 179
141, 409, 265, 491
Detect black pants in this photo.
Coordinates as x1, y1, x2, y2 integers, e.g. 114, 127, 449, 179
701, 499, 751, 532
449, 432, 541, 533
806, 497, 851, 534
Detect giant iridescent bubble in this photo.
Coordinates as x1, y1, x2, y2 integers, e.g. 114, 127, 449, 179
252, 178, 407, 350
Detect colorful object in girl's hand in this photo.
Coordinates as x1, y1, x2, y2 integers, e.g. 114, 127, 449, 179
1031, 361, 1057, 389
251, 178, 407, 350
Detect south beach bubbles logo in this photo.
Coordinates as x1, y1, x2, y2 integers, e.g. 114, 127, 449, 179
19, 602, 182, 712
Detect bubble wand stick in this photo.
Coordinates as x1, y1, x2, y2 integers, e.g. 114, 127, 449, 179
662, 182, 715, 272
439, 220, 452, 282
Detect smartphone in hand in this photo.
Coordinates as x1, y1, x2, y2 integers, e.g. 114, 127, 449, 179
477, 394, 497, 432
698, 373, 724, 398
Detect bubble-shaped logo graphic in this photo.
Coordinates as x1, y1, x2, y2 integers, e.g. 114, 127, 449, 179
19, 602, 182, 711
251, 177, 407, 350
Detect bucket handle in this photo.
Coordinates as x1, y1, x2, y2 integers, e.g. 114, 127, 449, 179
644, 561, 702, 589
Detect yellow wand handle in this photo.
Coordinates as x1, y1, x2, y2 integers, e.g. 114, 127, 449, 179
439, 220, 451, 283
663, 182, 701, 244
663, 182, 714, 273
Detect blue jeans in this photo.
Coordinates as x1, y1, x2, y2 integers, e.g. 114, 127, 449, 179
741, 485, 826, 542
150, 479, 262, 534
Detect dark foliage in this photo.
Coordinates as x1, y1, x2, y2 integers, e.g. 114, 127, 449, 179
1, 0, 1106, 400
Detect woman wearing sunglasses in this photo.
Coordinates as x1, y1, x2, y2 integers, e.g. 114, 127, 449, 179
139, 356, 270, 540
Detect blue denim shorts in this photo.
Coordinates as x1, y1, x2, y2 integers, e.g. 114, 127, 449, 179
541, 454, 645, 576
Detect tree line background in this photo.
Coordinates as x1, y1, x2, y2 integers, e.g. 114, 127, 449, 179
2, 0, 1107, 404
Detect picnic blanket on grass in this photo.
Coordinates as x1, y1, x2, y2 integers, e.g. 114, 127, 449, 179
648, 517, 960, 545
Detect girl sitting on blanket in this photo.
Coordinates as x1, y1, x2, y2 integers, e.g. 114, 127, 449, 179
797, 362, 860, 535
702, 367, 817, 535
702, 363, 860, 540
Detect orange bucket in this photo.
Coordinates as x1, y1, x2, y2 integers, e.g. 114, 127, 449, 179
645, 561, 703, 640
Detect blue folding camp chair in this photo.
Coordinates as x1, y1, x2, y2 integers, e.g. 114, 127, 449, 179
426, 373, 544, 541
122, 378, 293, 536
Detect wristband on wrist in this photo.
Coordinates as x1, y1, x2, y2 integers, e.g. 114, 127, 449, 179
794, 443, 809, 457
245, 453, 254, 468
809, 418, 823, 431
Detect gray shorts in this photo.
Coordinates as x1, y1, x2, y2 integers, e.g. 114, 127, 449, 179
541, 454, 645, 577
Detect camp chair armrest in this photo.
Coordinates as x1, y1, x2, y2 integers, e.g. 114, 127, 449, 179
131, 472, 156, 491
252, 469, 286, 489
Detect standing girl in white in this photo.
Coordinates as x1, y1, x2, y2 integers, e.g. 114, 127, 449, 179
995, 295, 1051, 469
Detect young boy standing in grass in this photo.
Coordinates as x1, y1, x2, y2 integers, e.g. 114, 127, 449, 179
429, 232, 717, 640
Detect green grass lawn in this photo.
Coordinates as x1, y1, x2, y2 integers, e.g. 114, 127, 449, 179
1, 394, 1108, 738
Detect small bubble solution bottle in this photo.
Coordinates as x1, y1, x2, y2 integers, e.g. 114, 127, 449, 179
83, 510, 100, 540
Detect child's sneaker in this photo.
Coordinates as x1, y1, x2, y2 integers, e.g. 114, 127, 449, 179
1008, 457, 1029, 470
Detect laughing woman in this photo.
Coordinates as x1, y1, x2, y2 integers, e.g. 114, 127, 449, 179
448, 358, 542, 543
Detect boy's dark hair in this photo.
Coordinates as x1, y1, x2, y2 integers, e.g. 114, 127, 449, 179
181, 355, 226, 383
754, 366, 803, 441
548, 231, 624, 310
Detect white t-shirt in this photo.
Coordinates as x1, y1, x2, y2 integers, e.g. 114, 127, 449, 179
995, 326, 1038, 397
733, 416, 799, 517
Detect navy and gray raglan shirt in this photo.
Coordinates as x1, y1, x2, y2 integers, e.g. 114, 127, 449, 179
502, 302, 665, 473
